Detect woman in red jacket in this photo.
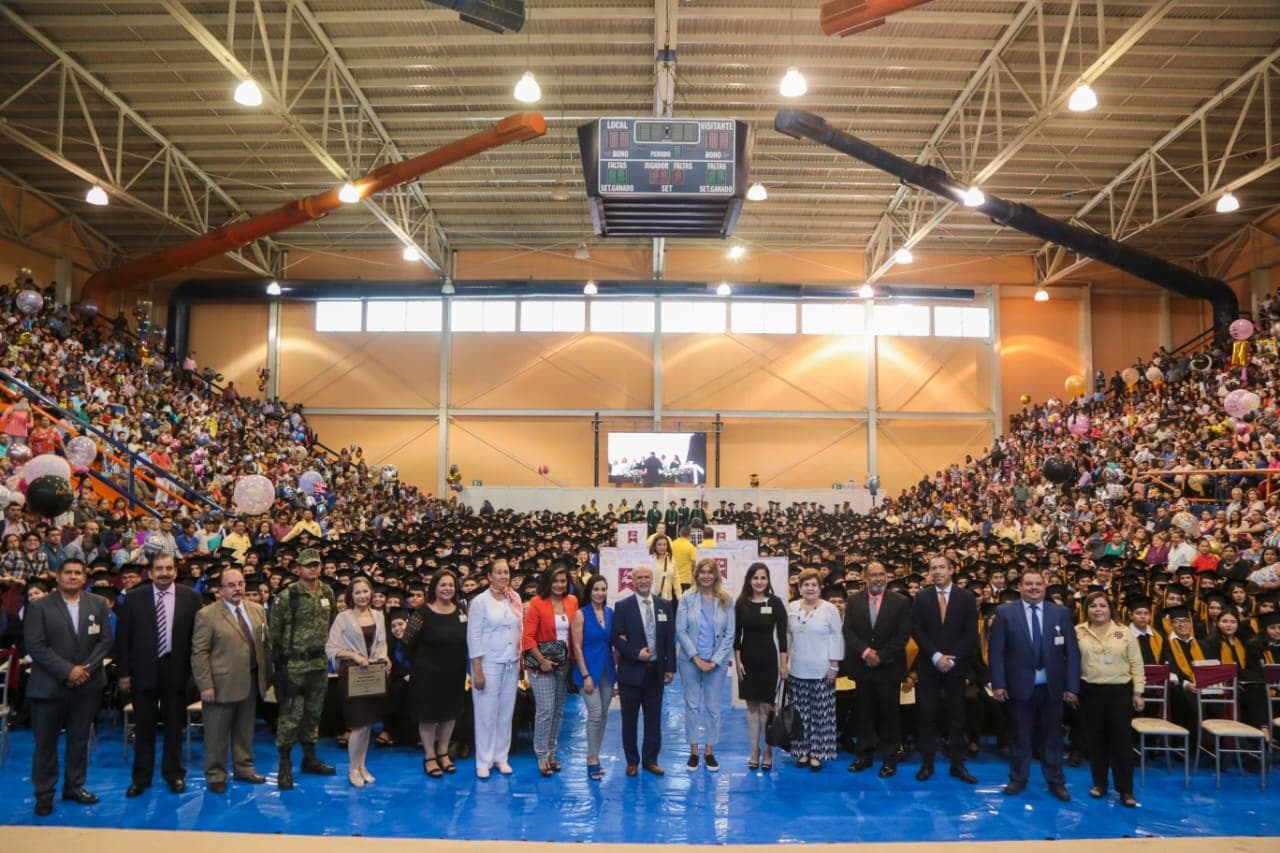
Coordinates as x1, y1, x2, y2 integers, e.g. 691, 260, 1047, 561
522, 564, 578, 776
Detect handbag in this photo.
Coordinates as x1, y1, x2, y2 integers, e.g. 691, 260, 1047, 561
765, 680, 803, 750
523, 639, 568, 671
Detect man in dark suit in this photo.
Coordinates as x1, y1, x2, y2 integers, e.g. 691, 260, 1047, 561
989, 569, 1081, 801
23, 558, 113, 816
911, 554, 978, 783
116, 553, 202, 795
844, 560, 912, 777
610, 565, 676, 776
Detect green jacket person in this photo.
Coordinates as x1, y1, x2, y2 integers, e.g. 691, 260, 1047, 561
269, 548, 338, 788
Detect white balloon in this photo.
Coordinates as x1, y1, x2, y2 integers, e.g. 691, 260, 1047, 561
232, 474, 275, 515
65, 435, 98, 469
21, 453, 72, 483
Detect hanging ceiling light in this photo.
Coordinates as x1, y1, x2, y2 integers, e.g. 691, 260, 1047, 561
857, 283, 875, 299
514, 70, 542, 104
233, 78, 263, 107
440, 278, 455, 295
746, 182, 768, 202
1034, 286, 1050, 302
961, 186, 986, 207
1215, 192, 1240, 213
727, 244, 746, 261
265, 280, 282, 296
893, 247, 914, 264
716, 281, 732, 297
85, 185, 109, 206
338, 182, 362, 204
779, 66, 807, 98
402, 244, 422, 262
574, 242, 590, 260
583, 279, 598, 296
1068, 83, 1098, 112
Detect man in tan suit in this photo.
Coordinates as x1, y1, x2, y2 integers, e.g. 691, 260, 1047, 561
191, 568, 272, 792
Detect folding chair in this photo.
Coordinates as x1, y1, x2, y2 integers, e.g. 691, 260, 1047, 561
1263, 663, 1280, 761
1131, 663, 1190, 787
185, 701, 203, 762
0, 648, 14, 769
1192, 662, 1267, 788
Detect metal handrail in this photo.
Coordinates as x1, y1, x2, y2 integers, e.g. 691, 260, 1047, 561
1137, 467, 1279, 504
0, 368, 226, 516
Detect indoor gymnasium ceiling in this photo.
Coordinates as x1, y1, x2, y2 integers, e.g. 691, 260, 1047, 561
0, 0, 1277, 282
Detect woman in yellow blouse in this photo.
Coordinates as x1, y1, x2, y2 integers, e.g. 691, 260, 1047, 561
1075, 591, 1145, 807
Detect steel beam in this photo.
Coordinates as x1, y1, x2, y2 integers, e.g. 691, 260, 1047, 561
1037, 47, 1280, 286
863, 0, 1178, 284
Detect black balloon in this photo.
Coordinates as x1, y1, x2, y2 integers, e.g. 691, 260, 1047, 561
25, 474, 74, 517
1042, 456, 1076, 485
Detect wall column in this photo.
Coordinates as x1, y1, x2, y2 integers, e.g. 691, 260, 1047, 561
989, 285, 1003, 436
1159, 289, 1172, 350
437, 293, 451, 496
1079, 284, 1093, 383
865, 303, 878, 479
653, 294, 663, 429
53, 257, 72, 303
266, 299, 281, 398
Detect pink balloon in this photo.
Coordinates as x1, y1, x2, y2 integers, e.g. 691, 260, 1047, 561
1224, 388, 1251, 418
1229, 318, 1254, 341
1068, 414, 1091, 437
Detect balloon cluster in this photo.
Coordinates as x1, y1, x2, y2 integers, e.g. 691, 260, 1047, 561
381, 464, 399, 482
1041, 456, 1076, 485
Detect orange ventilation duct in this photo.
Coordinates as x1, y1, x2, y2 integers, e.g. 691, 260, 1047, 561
81, 112, 546, 305
820, 0, 937, 37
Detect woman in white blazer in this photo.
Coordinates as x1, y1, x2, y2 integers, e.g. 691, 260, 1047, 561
325, 577, 387, 788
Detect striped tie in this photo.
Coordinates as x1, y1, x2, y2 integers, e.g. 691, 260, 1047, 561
156, 589, 170, 656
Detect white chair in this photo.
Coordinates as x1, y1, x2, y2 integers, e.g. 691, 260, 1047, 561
1192, 662, 1267, 788
1132, 663, 1190, 787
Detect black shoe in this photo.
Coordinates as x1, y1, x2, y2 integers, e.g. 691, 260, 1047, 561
687, 753, 699, 770
1067, 751, 1083, 768
949, 764, 978, 785
232, 773, 266, 785
1003, 781, 1026, 796
916, 764, 934, 782
166, 778, 186, 794
34, 797, 53, 817
704, 754, 719, 772
300, 756, 336, 775
207, 780, 227, 794
1049, 783, 1071, 802
849, 756, 874, 772
878, 764, 897, 779
62, 788, 99, 805
126, 782, 148, 798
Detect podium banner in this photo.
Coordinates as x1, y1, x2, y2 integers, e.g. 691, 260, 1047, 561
707, 524, 737, 545
598, 547, 652, 602
616, 522, 648, 548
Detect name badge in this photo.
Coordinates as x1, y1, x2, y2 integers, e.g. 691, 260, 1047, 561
1099, 655, 1113, 665
657, 612, 668, 622
88, 624, 101, 635
760, 606, 772, 614
320, 598, 331, 609
459, 614, 468, 623
1054, 635, 1065, 646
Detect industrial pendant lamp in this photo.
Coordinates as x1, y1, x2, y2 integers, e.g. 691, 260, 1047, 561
85, 185, 109, 206
514, 70, 541, 104
234, 79, 263, 107
1215, 192, 1240, 213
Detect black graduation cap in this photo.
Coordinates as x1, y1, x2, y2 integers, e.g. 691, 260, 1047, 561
1259, 611, 1280, 630
1164, 605, 1192, 621
1126, 595, 1153, 612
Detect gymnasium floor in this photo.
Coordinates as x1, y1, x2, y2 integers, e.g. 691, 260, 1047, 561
0, 678, 1275, 845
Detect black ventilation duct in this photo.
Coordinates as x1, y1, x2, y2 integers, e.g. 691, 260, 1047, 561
425, 0, 524, 33
774, 109, 1240, 330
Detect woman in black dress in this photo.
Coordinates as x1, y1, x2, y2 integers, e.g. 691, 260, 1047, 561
734, 562, 789, 770
324, 576, 388, 789
404, 568, 469, 777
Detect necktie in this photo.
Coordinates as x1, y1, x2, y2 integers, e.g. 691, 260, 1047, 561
236, 605, 259, 671
937, 589, 948, 622
155, 589, 169, 656
1030, 604, 1042, 665
642, 597, 656, 651
870, 593, 880, 628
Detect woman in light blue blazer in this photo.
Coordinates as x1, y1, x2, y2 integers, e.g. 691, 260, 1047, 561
675, 557, 736, 771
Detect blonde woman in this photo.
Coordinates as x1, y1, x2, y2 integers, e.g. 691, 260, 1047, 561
649, 535, 680, 600
674, 558, 735, 771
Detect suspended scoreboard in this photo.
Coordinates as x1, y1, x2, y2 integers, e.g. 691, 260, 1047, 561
578, 117, 751, 238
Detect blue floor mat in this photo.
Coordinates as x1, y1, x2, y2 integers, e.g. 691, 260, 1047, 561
1, 680, 1275, 844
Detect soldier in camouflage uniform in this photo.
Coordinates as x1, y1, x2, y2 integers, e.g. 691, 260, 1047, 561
269, 548, 337, 789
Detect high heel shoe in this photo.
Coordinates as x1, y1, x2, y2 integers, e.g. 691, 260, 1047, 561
359, 766, 375, 784
538, 759, 553, 777
438, 755, 456, 774
423, 757, 443, 778
348, 769, 365, 788
587, 763, 604, 781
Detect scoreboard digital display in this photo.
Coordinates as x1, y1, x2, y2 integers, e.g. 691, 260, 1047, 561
596, 118, 737, 197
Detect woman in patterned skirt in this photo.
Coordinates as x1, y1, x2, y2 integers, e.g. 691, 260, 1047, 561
785, 568, 845, 770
